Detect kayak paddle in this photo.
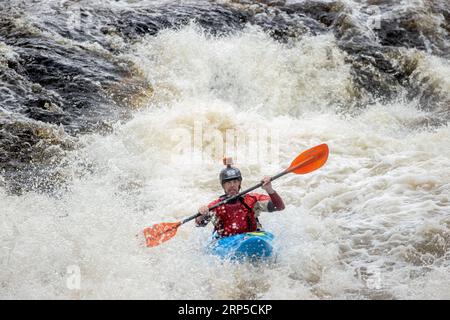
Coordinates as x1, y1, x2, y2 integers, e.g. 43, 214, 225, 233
143, 143, 329, 247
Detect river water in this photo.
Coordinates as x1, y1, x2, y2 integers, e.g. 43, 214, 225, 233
1, 0, 449, 299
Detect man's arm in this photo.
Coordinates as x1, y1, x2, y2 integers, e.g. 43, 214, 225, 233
261, 176, 285, 212
266, 191, 285, 211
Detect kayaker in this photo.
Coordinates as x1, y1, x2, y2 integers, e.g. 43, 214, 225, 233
195, 157, 285, 238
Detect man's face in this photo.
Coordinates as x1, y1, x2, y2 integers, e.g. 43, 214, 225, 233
222, 179, 241, 196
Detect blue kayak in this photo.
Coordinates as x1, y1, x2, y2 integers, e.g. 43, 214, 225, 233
206, 231, 275, 261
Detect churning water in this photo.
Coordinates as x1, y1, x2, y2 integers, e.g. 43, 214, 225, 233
1, 0, 449, 299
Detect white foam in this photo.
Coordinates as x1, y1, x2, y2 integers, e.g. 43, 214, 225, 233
1, 20, 450, 300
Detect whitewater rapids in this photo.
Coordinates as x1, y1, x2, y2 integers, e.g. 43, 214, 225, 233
1, 0, 450, 299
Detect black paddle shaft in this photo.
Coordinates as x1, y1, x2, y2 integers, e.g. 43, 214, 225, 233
180, 155, 316, 225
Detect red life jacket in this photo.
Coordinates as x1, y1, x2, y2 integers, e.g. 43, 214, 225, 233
208, 193, 270, 237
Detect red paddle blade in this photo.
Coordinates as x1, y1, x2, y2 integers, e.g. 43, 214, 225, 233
287, 143, 329, 174
143, 222, 181, 247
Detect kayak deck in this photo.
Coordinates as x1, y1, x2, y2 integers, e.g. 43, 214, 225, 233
206, 231, 275, 261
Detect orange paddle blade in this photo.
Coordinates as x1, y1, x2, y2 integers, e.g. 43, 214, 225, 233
143, 221, 181, 247
287, 143, 329, 174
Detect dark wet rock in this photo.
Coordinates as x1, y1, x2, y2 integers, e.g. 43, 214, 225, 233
228, 0, 332, 40
40, 2, 251, 47
256, 0, 286, 6
0, 27, 137, 129
345, 49, 402, 103
281, 0, 347, 28
375, 8, 450, 57
0, 15, 145, 193
0, 115, 76, 193
123, 4, 249, 39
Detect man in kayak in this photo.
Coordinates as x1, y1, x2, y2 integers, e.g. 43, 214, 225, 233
195, 158, 285, 238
